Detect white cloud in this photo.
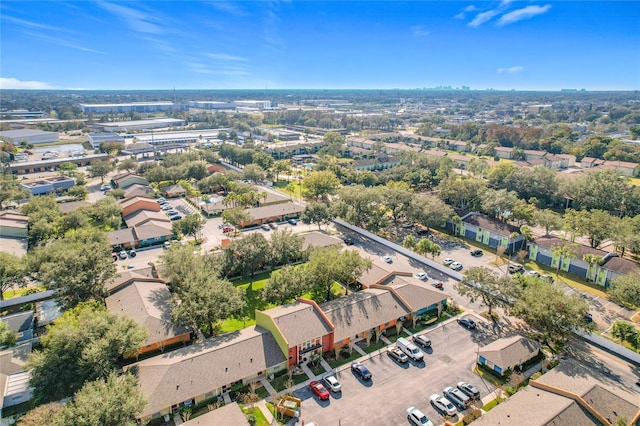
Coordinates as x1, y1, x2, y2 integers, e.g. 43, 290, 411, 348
208, 1, 248, 17
497, 4, 551, 26
497, 66, 524, 74
98, 1, 164, 34
465, 5, 477, 12
468, 9, 500, 27
0, 77, 55, 90
205, 53, 248, 62
454, 4, 476, 19
411, 25, 430, 37
19, 30, 107, 55
2, 15, 74, 33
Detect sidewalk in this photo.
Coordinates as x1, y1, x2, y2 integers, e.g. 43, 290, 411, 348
255, 400, 275, 425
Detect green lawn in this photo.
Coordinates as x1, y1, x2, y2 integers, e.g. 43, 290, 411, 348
242, 407, 269, 426
482, 397, 504, 411
2, 286, 46, 300
269, 371, 309, 393
326, 349, 361, 369
360, 339, 387, 354
474, 364, 507, 387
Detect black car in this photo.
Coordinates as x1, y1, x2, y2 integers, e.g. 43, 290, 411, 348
351, 362, 372, 380
470, 249, 483, 257
341, 236, 354, 245
457, 316, 477, 329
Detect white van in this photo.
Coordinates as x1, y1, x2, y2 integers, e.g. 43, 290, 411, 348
396, 337, 424, 362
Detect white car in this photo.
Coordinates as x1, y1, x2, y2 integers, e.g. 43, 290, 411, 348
443, 258, 455, 265
381, 255, 393, 263
525, 270, 541, 278
407, 407, 434, 426
414, 272, 428, 280
449, 262, 463, 271
430, 394, 457, 417
322, 375, 341, 393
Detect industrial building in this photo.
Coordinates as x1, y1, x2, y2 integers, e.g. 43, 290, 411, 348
0, 129, 59, 145
188, 101, 236, 110
80, 102, 175, 114
234, 100, 273, 110
90, 118, 186, 133
88, 133, 126, 149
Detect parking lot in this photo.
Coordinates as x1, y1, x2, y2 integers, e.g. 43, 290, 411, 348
296, 314, 498, 426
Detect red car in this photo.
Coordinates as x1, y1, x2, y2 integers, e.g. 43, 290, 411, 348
309, 381, 330, 400
432, 282, 444, 290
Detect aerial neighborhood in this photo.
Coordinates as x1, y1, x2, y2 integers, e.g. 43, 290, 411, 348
1, 90, 639, 426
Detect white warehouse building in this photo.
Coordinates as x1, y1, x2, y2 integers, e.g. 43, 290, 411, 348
0, 129, 59, 145
80, 102, 175, 114
91, 118, 186, 133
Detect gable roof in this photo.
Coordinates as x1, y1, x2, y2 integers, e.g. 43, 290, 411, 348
380, 281, 448, 313
128, 326, 286, 418
260, 302, 333, 348
133, 220, 173, 241
106, 281, 189, 348
301, 231, 342, 251
181, 402, 248, 425
321, 288, 410, 342
58, 200, 91, 214
462, 214, 520, 236
120, 195, 160, 211
106, 228, 136, 246
478, 335, 541, 369
124, 184, 155, 198
244, 202, 305, 221
106, 267, 158, 294
124, 210, 170, 228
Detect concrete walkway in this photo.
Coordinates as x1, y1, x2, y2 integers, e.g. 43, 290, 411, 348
299, 362, 315, 380
352, 344, 367, 356
402, 327, 413, 336
320, 358, 333, 373
173, 414, 183, 425
260, 377, 278, 397
255, 400, 275, 425
380, 335, 392, 345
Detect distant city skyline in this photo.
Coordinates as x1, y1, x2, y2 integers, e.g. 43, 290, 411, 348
1, 1, 638, 91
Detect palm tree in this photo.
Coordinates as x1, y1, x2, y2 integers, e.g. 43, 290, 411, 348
583, 254, 603, 283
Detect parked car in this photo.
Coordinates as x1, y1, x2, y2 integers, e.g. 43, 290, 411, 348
167, 210, 179, 216
117, 251, 127, 260
407, 407, 434, 426
156, 198, 166, 204
431, 282, 444, 290
381, 255, 393, 263
414, 272, 428, 280
413, 334, 431, 348
341, 236, 354, 245
443, 258, 455, 265
430, 394, 457, 417
457, 382, 480, 400
128, 249, 136, 258
161, 204, 172, 211
449, 262, 463, 271
540, 274, 555, 284
397, 337, 424, 362
470, 249, 483, 257
584, 313, 594, 323
269, 222, 278, 229
170, 215, 183, 221
351, 362, 372, 380
100, 184, 111, 191
508, 263, 524, 274
287, 218, 299, 225
322, 375, 341, 393
163, 241, 172, 249
127, 264, 135, 269
222, 226, 235, 233
111, 253, 118, 261
309, 381, 330, 400
457, 316, 477, 329
525, 270, 541, 278
444, 386, 471, 409
261, 224, 271, 231
415, 228, 429, 236
387, 346, 409, 363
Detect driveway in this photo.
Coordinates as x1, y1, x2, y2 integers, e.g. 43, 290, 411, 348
296, 315, 498, 426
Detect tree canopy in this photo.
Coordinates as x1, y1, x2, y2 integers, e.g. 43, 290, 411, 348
27, 302, 147, 403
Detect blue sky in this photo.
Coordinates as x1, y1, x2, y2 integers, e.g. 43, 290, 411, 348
1, 1, 639, 90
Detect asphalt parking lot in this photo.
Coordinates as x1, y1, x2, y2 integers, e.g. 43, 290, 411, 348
296, 314, 498, 426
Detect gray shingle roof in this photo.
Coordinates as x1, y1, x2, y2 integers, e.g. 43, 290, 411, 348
261, 302, 333, 347
385, 281, 448, 313
478, 336, 541, 370
124, 210, 169, 228
128, 326, 286, 418
321, 288, 409, 342
106, 228, 136, 246
106, 281, 189, 348
133, 220, 172, 241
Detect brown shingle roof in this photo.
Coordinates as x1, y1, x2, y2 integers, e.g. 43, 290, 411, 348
261, 302, 333, 347
462, 214, 520, 236
321, 288, 409, 342
383, 281, 448, 313
106, 228, 136, 246
478, 336, 541, 370
128, 326, 286, 418
133, 220, 172, 241
106, 281, 189, 348
181, 402, 248, 425
244, 202, 305, 221
124, 210, 169, 228
301, 231, 342, 250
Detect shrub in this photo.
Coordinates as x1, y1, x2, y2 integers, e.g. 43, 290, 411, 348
505, 386, 516, 396
530, 372, 542, 380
